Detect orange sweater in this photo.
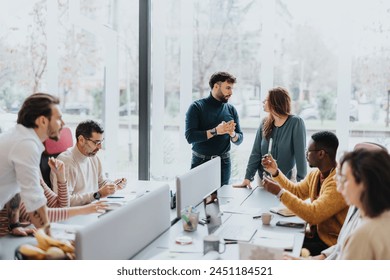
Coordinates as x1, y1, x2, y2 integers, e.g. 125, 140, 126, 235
273, 168, 348, 246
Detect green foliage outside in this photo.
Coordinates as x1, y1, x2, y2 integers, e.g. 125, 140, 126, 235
317, 92, 335, 124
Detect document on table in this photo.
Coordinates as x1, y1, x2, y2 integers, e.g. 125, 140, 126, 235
220, 205, 262, 216
251, 230, 294, 251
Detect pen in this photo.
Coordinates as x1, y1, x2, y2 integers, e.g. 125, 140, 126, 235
224, 241, 238, 245
253, 215, 262, 219
115, 178, 124, 186
107, 196, 125, 199
268, 138, 273, 155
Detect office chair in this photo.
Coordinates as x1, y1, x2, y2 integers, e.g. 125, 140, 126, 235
40, 127, 73, 189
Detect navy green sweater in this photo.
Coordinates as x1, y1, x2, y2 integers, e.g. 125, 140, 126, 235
245, 115, 307, 181
185, 93, 243, 156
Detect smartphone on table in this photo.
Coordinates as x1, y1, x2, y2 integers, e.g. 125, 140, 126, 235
276, 221, 305, 229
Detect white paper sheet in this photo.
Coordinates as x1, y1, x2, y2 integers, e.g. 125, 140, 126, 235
251, 230, 295, 250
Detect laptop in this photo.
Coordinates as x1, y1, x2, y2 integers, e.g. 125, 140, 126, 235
203, 191, 257, 242
75, 184, 171, 260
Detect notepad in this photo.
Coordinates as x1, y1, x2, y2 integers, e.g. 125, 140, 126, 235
270, 206, 295, 217
251, 230, 294, 251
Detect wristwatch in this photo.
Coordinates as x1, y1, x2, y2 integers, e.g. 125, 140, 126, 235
210, 128, 217, 136
93, 191, 101, 200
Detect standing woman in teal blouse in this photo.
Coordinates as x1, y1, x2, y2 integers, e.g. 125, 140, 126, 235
237, 87, 307, 188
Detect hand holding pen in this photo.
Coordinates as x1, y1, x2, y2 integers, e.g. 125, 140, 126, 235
261, 154, 278, 176
114, 178, 127, 190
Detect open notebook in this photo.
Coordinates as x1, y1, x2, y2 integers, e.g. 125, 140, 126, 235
203, 191, 257, 242
270, 206, 296, 217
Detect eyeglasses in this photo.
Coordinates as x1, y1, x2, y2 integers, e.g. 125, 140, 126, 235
85, 137, 104, 146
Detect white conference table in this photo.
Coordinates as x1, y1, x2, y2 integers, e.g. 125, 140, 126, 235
0, 183, 305, 260
132, 184, 305, 260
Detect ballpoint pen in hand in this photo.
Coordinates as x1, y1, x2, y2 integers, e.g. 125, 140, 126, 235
115, 178, 124, 186
268, 138, 273, 156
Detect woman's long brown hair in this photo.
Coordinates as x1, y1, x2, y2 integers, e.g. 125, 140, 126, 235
263, 87, 291, 140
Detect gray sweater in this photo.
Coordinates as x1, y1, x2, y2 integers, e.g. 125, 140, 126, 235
244, 115, 307, 181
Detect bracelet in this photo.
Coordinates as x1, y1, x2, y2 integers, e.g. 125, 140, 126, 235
230, 132, 236, 139
272, 170, 279, 177
8, 222, 21, 231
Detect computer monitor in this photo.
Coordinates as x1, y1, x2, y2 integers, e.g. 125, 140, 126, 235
175, 157, 221, 219
75, 184, 170, 260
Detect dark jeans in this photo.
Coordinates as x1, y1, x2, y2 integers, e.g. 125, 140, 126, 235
191, 155, 231, 186
302, 231, 329, 256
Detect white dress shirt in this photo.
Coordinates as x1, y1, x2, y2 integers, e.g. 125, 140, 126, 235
0, 124, 46, 212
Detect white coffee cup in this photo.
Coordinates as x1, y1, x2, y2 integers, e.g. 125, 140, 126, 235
203, 234, 225, 255
261, 212, 274, 225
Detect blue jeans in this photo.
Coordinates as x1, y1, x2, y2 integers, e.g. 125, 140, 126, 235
191, 155, 231, 186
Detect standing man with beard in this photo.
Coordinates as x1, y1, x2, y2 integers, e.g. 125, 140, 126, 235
52, 120, 127, 206
0, 93, 64, 235
185, 72, 243, 186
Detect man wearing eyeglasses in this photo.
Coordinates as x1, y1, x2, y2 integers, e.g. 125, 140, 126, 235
51, 120, 126, 206
261, 131, 348, 256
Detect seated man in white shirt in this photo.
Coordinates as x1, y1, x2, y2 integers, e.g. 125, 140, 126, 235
51, 120, 126, 206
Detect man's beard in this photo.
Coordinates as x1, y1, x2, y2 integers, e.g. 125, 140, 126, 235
218, 88, 230, 103
87, 150, 98, 157
48, 125, 61, 141
49, 135, 60, 141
